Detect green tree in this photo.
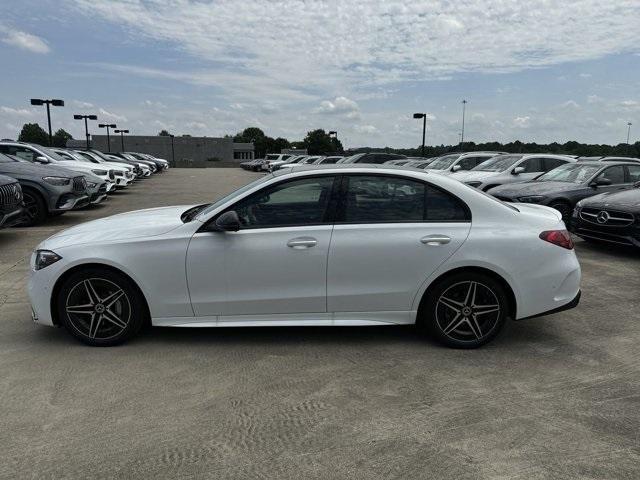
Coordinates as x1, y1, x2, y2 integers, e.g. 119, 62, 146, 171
158, 130, 171, 136
52, 128, 73, 148
303, 129, 338, 155
18, 123, 49, 145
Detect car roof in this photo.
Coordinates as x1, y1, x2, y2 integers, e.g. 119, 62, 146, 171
271, 163, 429, 177
568, 160, 638, 167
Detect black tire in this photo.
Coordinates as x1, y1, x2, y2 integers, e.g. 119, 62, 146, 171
56, 267, 147, 346
419, 272, 509, 348
549, 200, 572, 224
21, 189, 47, 226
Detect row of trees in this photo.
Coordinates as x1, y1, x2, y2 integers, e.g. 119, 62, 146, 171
15, 122, 640, 159
17, 123, 73, 148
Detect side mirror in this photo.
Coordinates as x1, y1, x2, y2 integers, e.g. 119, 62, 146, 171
512, 166, 525, 175
34, 156, 49, 164
451, 164, 462, 172
212, 210, 240, 232
590, 178, 612, 187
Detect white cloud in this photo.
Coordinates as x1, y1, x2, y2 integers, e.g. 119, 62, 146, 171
1, 30, 50, 54
0, 106, 32, 117
98, 108, 127, 122
560, 100, 580, 109
72, 100, 94, 109
579, 73, 592, 78
314, 97, 361, 119
354, 125, 379, 134
513, 116, 531, 128
587, 95, 602, 104
620, 100, 640, 110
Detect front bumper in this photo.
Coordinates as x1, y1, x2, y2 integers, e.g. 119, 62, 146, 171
55, 193, 90, 211
570, 214, 640, 248
0, 205, 25, 228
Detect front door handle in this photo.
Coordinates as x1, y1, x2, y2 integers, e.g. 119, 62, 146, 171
420, 235, 451, 246
287, 237, 317, 249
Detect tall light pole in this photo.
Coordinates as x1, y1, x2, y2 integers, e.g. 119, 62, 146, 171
30, 98, 64, 146
328, 130, 339, 152
412, 113, 427, 157
98, 123, 117, 152
73, 114, 98, 149
460, 99, 467, 151
627, 122, 633, 144
169, 134, 176, 166
114, 129, 129, 152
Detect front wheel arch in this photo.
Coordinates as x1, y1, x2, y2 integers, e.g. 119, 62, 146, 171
51, 263, 151, 327
416, 266, 517, 326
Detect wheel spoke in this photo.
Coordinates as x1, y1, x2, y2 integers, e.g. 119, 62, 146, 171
88, 313, 102, 339
103, 308, 127, 330
464, 281, 477, 306
469, 315, 483, 339
102, 289, 125, 308
442, 313, 464, 335
66, 304, 94, 315
84, 280, 101, 304
474, 304, 500, 315
438, 296, 463, 313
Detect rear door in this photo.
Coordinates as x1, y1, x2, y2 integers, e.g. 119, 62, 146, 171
327, 174, 471, 319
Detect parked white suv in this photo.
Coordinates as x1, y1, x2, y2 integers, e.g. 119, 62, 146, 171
52, 149, 133, 188
425, 152, 505, 175
262, 154, 294, 171
450, 154, 576, 191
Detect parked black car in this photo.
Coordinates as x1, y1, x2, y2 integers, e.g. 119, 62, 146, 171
341, 152, 407, 164
0, 174, 25, 229
570, 183, 640, 248
487, 161, 640, 222
112, 152, 158, 173
0, 153, 90, 226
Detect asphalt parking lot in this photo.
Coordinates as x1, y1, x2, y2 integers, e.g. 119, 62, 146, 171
1, 168, 639, 479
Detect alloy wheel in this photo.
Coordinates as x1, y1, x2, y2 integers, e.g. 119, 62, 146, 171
65, 278, 131, 340
22, 192, 39, 219
435, 281, 501, 342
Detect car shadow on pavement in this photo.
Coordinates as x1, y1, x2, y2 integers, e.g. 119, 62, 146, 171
575, 239, 639, 259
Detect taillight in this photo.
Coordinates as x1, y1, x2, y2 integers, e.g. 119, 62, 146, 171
539, 230, 574, 250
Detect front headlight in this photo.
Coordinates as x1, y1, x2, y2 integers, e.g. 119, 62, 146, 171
86, 181, 98, 188
34, 250, 62, 271
517, 195, 545, 203
91, 169, 108, 176
42, 176, 71, 186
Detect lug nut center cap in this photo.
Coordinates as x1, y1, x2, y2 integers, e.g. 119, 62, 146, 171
95, 304, 105, 313
462, 307, 472, 316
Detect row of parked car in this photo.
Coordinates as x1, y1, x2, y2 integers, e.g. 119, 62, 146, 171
0, 141, 170, 228
243, 150, 640, 249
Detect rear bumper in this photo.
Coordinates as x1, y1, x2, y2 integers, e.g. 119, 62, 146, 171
517, 290, 581, 321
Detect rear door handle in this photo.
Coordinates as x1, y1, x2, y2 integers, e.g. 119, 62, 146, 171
287, 237, 317, 249
420, 235, 451, 245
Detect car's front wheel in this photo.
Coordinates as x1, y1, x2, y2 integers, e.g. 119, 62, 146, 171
56, 267, 147, 346
420, 272, 509, 348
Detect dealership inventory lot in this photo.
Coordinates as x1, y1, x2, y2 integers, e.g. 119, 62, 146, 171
1, 169, 639, 479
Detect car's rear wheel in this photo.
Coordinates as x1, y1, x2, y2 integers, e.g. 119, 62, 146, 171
21, 189, 47, 226
56, 268, 146, 346
420, 272, 509, 348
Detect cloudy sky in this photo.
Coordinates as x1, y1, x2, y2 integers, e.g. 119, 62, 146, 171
1, 0, 639, 148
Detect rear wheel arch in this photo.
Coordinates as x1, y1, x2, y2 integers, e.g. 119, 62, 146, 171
416, 266, 517, 325
51, 263, 151, 327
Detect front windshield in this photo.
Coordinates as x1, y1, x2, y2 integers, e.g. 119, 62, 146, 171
265, 154, 280, 160
39, 146, 72, 162
472, 154, 523, 172
535, 164, 601, 183
197, 175, 273, 218
426, 154, 461, 170
341, 153, 366, 164
0, 153, 17, 163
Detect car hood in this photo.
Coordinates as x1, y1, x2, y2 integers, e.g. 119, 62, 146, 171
489, 181, 580, 197
579, 188, 640, 210
450, 170, 500, 182
42, 205, 194, 249
0, 161, 82, 178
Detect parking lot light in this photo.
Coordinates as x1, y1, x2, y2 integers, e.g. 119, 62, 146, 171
627, 122, 633, 144
114, 129, 129, 152
169, 134, 175, 166
30, 98, 65, 146
98, 123, 117, 152
73, 114, 98, 150
413, 113, 427, 157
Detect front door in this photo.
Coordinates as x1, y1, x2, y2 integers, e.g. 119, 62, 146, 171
187, 175, 338, 318
327, 174, 471, 318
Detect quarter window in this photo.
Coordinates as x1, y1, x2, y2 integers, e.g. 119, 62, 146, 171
231, 176, 335, 228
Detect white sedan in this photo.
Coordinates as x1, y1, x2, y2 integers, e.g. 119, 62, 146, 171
28, 166, 581, 348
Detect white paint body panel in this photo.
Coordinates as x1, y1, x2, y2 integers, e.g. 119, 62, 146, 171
28, 166, 581, 330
